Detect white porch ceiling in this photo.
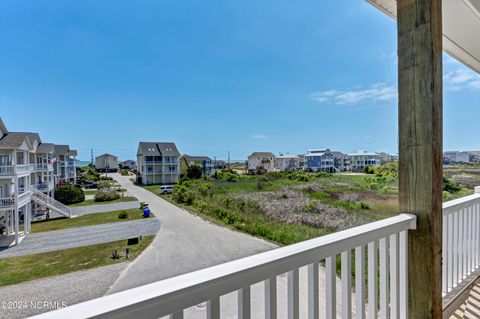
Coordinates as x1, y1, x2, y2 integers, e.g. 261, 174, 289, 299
366, 0, 480, 74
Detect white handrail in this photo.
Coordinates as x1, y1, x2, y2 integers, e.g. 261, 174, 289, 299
30, 188, 71, 217
0, 197, 15, 208
31, 214, 416, 319
442, 188, 480, 296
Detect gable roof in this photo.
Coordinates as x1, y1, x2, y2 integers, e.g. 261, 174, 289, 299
137, 142, 180, 157
96, 153, 117, 160
182, 154, 212, 161
0, 132, 33, 149
25, 132, 41, 145
54, 144, 70, 155
157, 142, 180, 156
69, 149, 78, 157
0, 118, 8, 136
248, 152, 275, 158
37, 143, 55, 153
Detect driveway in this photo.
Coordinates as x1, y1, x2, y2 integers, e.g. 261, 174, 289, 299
71, 201, 139, 216
0, 263, 127, 319
108, 173, 277, 293
0, 218, 160, 258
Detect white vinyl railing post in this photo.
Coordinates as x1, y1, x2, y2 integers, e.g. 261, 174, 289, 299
325, 256, 336, 319
308, 263, 319, 319
341, 251, 352, 319
207, 298, 220, 319
355, 246, 366, 319
264, 277, 277, 319
368, 241, 378, 319
238, 287, 251, 319
288, 269, 299, 319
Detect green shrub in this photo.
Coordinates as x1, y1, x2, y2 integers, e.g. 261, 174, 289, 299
54, 185, 85, 205
360, 202, 370, 209
97, 181, 112, 190
443, 191, 453, 201
302, 200, 318, 213
215, 169, 239, 182
443, 177, 461, 193
95, 190, 120, 202
120, 169, 129, 176
186, 165, 202, 179
118, 211, 129, 219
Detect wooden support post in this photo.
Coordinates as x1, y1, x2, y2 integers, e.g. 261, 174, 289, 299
397, 0, 443, 318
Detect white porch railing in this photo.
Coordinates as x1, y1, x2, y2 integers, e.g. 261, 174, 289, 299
442, 187, 480, 296
0, 165, 14, 175
0, 164, 34, 175
34, 163, 54, 171
31, 214, 416, 319
0, 197, 15, 209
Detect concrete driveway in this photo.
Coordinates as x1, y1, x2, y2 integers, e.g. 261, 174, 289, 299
107, 174, 277, 293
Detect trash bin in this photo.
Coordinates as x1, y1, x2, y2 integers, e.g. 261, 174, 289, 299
143, 207, 150, 218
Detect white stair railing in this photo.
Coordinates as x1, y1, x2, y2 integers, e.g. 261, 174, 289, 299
31, 214, 416, 319
30, 188, 71, 218
442, 187, 480, 296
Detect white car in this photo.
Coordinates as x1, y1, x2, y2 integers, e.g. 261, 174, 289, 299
159, 185, 174, 194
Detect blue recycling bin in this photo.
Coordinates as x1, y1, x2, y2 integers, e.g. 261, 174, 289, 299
143, 207, 150, 218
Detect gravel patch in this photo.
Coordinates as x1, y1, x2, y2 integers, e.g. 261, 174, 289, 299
0, 263, 126, 319
0, 218, 160, 259
71, 201, 139, 216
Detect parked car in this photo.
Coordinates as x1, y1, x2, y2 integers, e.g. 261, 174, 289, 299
159, 185, 174, 194
84, 181, 98, 189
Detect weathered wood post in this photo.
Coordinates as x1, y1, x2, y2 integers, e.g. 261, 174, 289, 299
397, 0, 443, 317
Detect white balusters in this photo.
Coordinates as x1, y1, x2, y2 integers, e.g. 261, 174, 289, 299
355, 246, 366, 319
367, 241, 378, 319
341, 251, 352, 319
207, 298, 220, 319
288, 269, 299, 319
325, 256, 336, 319
264, 277, 277, 319
308, 263, 319, 319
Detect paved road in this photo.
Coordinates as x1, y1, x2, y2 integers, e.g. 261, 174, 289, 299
0, 263, 127, 319
0, 218, 160, 258
71, 201, 139, 216
108, 173, 277, 293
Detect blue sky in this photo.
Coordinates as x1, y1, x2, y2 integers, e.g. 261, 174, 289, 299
1, 1, 479, 161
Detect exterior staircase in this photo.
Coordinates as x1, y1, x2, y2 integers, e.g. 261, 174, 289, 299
30, 188, 72, 218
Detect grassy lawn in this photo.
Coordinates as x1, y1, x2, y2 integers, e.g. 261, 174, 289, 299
68, 196, 137, 207
0, 236, 154, 287
31, 208, 152, 233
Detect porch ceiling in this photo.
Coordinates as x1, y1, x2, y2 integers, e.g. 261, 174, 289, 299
367, 0, 480, 74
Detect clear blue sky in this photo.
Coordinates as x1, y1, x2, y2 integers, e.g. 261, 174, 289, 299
1, 1, 479, 161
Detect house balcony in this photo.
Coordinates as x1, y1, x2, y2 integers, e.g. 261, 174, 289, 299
0, 190, 30, 210
33, 190, 480, 319
34, 163, 54, 172
34, 182, 53, 192
0, 164, 35, 176
145, 161, 180, 165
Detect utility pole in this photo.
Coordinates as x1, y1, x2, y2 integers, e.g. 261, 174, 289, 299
228, 151, 230, 167
91, 149, 94, 166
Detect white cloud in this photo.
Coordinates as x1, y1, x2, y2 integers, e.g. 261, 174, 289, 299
250, 133, 268, 140
444, 68, 480, 92
309, 83, 397, 105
